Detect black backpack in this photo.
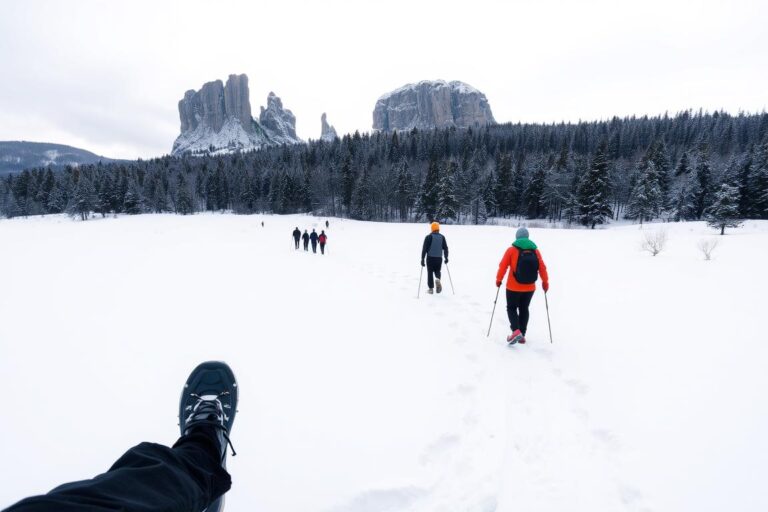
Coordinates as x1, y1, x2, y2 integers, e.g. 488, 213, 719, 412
513, 247, 539, 284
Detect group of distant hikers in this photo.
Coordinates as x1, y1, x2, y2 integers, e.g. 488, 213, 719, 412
421, 221, 549, 345
292, 220, 329, 254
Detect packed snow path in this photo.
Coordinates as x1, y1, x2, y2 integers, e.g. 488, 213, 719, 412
1, 214, 766, 512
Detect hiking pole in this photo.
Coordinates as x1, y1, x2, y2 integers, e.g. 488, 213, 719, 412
417, 266, 424, 299
445, 263, 455, 295
486, 286, 501, 337
544, 291, 553, 344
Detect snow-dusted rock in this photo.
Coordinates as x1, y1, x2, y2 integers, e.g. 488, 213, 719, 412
320, 112, 338, 142
372, 80, 495, 132
172, 74, 302, 156
259, 92, 299, 145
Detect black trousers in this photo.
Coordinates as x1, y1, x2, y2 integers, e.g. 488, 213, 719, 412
311, 241, 317, 253
506, 290, 534, 334
294, 238, 300, 249
4, 429, 230, 512
426, 256, 442, 289
303, 241, 309, 251
320, 243, 325, 254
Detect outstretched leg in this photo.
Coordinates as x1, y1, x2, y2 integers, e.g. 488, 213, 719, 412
5, 362, 238, 512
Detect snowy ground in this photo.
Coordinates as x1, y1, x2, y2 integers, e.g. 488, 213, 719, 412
1, 214, 766, 512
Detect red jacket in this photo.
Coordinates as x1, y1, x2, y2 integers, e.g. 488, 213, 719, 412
496, 244, 548, 292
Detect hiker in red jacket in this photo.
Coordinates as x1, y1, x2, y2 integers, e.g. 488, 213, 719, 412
318, 230, 328, 255
496, 227, 549, 345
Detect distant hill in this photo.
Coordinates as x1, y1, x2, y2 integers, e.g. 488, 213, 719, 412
0, 141, 118, 175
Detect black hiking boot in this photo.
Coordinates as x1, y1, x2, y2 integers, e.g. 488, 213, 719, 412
179, 361, 238, 512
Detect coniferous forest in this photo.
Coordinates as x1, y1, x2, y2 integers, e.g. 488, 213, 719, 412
2, 110, 768, 228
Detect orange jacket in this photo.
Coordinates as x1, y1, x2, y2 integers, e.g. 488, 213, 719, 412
496, 245, 548, 292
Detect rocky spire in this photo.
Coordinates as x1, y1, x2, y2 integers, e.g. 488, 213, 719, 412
320, 113, 338, 142
172, 75, 302, 155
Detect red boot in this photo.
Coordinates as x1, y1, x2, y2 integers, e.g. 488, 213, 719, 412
507, 329, 523, 345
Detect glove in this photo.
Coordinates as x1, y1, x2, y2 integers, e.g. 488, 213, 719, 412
444, 258, 449, 264
421, 261, 425, 267
542, 281, 549, 292
496, 280, 502, 288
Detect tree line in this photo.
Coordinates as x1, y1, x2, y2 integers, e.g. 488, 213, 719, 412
2, 109, 767, 229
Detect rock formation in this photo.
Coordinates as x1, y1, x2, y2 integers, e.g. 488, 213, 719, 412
320, 113, 338, 142
259, 92, 299, 145
372, 80, 495, 132
172, 74, 302, 155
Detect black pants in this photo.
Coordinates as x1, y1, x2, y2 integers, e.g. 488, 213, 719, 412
426, 256, 442, 289
303, 241, 309, 251
311, 241, 317, 253
4, 429, 230, 512
294, 238, 300, 249
506, 290, 534, 334
320, 243, 325, 254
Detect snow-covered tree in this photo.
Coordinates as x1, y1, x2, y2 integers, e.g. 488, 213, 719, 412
576, 142, 613, 229
625, 160, 662, 224
705, 183, 742, 235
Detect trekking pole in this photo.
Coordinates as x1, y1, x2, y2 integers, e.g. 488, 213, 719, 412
445, 263, 456, 295
486, 286, 501, 337
544, 291, 553, 344
417, 266, 423, 299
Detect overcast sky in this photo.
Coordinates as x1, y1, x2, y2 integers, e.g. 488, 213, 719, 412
1, 0, 766, 159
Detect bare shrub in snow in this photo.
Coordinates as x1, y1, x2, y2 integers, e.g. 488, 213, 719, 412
641, 229, 667, 256
698, 238, 719, 261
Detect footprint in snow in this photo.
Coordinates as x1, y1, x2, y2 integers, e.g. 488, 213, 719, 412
419, 434, 462, 465
565, 378, 589, 395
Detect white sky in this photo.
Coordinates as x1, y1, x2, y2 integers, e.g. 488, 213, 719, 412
0, 0, 766, 159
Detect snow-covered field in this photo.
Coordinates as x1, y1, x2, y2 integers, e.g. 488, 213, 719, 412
1, 214, 766, 512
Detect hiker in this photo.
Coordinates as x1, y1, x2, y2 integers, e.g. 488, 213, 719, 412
420, 222, 449, 294
292, 227, 301, 249
318, 230, 328, 254
309, 229, 319, 253
302, 230, 310, 251
325, 220, 329, 229
496, 227, 549, 344
4, 361, 238, 512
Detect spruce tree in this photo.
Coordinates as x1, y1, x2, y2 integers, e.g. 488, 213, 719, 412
523, 165, 547, 219
693, 150, 714, 219
751, 142, 768, 218
436, 160, 459, 222
705, 183, 742, 234
68, 173, 95, 221
418, 159, 441, 221
625, 160, 662, 224
576, 142, 613, 228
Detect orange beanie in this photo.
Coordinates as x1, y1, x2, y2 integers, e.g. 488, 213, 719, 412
430, 221, 440, 232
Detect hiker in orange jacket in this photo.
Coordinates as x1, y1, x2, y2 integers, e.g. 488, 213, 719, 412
496, 227, 549, 344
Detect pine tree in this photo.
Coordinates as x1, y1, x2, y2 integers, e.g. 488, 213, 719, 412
576, 142, 613, 228
670, 178, 697, 221
395, 159, 415, 221
693, 150, 714, 219
705, 183, 742, 234
123, 184, 142, 214
675, 151, 691, 176
176, 174, 194, 215
68, 172, 95, 220
351, 167, 374, 220
751, 141, 768, 218
418, 159, 441, 221
625, 160, 662, 224
493, 153, 514, 216
523, 165, 547, 219
436, 160, 459, 222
